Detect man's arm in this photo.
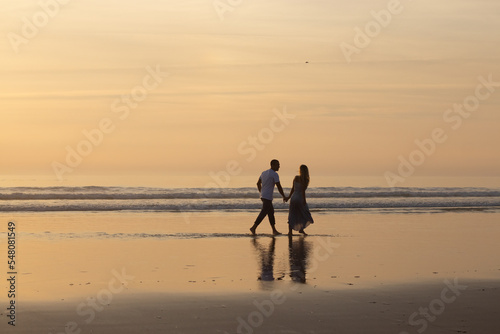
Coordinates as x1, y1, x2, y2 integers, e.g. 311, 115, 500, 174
257, 178, 262, 193
286, 181, 295, 202
276, 182, 286, 202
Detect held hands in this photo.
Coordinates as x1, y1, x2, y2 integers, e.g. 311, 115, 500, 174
283, 196, 290, 203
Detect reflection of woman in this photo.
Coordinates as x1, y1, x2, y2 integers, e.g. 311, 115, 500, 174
285, 165, 314, 236
288, 235, 310, 283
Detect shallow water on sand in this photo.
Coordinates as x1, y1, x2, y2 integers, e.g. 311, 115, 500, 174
2, 210, 500, 302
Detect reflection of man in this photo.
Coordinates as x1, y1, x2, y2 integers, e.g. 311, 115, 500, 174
252, 237, 277, 282
250, 159, 286, 235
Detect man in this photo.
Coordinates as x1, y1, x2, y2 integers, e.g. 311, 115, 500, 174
250, 159, 287, 235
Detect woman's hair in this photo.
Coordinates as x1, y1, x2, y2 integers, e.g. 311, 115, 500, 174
299, 165, 310, 189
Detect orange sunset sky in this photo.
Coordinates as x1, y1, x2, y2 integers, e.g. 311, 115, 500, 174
1, 0, 499, 187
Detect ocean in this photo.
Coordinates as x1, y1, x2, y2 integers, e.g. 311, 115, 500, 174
1, 186, 499, 213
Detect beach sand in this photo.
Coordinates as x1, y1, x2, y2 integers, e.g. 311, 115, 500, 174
2, 210, 500, 333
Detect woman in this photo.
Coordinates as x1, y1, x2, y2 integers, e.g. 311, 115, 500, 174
285, 165, 314, 236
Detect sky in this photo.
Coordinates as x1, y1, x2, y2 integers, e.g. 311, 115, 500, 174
1, 0, 500, 187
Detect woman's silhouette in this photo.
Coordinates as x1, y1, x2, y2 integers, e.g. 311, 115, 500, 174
285, 165, 314, 236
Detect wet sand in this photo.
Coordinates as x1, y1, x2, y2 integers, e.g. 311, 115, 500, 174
9, 280, 500, 334
1, 210, 500, 333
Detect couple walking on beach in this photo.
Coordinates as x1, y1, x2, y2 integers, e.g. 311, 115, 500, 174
250, 159, 314, 236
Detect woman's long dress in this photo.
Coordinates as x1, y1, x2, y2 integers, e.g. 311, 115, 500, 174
288, 181, 314, 231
